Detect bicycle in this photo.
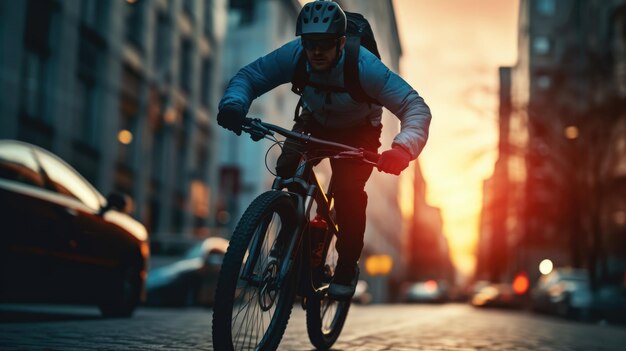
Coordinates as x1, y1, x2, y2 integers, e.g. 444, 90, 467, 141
212, 117, 380, 351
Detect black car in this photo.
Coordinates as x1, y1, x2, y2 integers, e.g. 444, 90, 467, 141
0, 140, 149, 317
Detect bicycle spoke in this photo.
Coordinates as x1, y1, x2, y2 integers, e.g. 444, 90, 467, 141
234, 288, 258, 349
229, 212, 286, 350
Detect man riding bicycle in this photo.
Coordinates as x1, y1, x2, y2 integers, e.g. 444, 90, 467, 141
217, 0, 431, 300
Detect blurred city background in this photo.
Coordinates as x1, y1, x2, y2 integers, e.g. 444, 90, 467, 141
0, 0, 625, 325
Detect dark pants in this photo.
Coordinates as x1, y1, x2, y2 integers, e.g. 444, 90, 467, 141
275, 114, 382, 283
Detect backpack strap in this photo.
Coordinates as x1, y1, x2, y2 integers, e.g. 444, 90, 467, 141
344, 36, 380, 106
292, 51, 349, 94
291, 52, 309, 96
291, 40, 380, 106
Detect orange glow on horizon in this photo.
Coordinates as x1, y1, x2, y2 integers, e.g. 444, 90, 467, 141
394, 0, 520, 280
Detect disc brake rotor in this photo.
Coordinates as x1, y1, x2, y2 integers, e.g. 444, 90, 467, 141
259, 260, 279, 311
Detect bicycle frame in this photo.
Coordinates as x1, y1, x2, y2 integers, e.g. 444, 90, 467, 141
239, 118, 379, 298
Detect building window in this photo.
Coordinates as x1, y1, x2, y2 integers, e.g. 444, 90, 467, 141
155, 12, 171, 80
175, 109, 192, 187
203, 0, 214, 39
76, 27, 104, 148
195, 126, 209, 174
21, 51, 47, 121
116, 65, 142, 194
20, 0, 55, 123
75, 80, 98, 146
180, 38, 193, 93
536, 0, 556, 16
532, 36, 551, 55
125, 0, 144, 50
229, 0, 256, 27
536, 75, 551, 90
190, 179, 210, 234
23, 0, 55, 56
201, 57, 213, 107
149, 88, 165, 185
171, 191, 185, 232
80, 0, 108, 32
183, 0, 195, 22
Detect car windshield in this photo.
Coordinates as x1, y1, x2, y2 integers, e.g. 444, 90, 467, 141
562, 275, 588, 282
184, 242, 204, 259
560, 271, 588, 282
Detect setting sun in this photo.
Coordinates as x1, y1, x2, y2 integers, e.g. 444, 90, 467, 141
394, 0, 520, 279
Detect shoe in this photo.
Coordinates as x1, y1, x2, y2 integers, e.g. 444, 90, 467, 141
328, 266, 359, 301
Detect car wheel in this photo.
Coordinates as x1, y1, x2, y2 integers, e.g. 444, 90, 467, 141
99, 265, 141, 318
184, 284, 197, 307
556, 298, 575, 319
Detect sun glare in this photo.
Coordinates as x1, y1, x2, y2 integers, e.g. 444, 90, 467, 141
394, 0, 520, 280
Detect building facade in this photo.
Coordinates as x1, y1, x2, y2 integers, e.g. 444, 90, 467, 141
0, 0, 227, 238
216, 0, 302, 230
406, 162, 453, 286
481, 0, 626, 288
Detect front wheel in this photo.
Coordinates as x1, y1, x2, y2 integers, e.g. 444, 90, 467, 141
212, 191, 299, 351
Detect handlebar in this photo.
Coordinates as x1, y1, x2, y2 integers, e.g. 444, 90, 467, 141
241, 117, 380, 164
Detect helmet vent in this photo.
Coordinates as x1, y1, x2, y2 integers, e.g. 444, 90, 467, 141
315, 4, 322, 10
323, 17, 329, 23
313, 17, 319, 23
303, 18, 309, 24
329, 5, 335, 10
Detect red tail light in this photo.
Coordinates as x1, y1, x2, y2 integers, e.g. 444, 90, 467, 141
425, 280, 438, 292
513, 272, 529, 295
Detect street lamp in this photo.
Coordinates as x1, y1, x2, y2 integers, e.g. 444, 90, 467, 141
365, 255, 393, 276
564, 126, 579, 140
539, 259, 553, 275
118, 129, 133, 145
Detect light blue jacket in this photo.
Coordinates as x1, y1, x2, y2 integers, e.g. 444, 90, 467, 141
219, 39, 431, 159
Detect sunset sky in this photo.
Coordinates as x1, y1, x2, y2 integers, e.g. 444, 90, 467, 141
393, 0, 520, 278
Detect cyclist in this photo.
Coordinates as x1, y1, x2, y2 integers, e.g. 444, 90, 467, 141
217, 0, 431, 299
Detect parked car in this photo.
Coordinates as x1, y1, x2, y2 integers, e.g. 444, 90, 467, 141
0, 140, 149, 317
404, 280, 449, 303
146, 237, 228, 306
470, 283, 517, 308
531, 268, 593, 320
592, 283, 626, 323
531, 267, 626, 322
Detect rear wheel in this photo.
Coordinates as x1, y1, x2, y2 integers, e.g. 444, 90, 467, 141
306, 234, 351, 350
212, 191, 299, 351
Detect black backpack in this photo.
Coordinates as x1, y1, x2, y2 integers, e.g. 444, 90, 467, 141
291, 11, 381, 106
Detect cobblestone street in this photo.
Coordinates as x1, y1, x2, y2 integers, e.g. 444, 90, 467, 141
1, 303, 625, 350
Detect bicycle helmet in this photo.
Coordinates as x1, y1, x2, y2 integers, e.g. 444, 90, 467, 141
296, 1, 346, 37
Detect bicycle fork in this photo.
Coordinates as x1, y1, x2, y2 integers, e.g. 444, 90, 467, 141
238, 191, 313, 289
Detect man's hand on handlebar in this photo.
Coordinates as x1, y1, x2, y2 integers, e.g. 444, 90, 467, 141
217, 105, 246, 136
377, 145, 411, 175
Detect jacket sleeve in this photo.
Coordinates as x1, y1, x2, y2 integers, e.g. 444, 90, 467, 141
359, 50, 432, 160
219, 39, 302, 112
